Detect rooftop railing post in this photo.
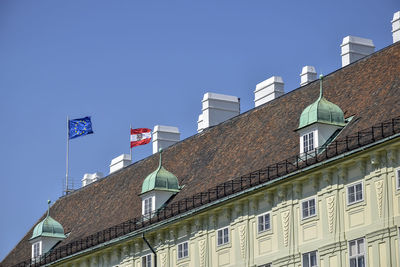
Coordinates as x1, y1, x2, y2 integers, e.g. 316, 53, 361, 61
372, 126, 375, 141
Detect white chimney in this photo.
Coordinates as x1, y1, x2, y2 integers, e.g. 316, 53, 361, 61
82, 172, 103, 187
109, 154, 131, 174
392, 11, 400, 43
341, 36, 375, 67
300, 66, 317, 86
254, 76, 284, 107
197, 92, 240, 132
152, 125, 180, 154
197, 114, 204, 132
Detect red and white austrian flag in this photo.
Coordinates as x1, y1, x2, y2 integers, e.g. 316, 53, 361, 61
130, 128, 152, 148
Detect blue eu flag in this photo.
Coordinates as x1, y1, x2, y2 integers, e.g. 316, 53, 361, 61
68, 117, 94, 139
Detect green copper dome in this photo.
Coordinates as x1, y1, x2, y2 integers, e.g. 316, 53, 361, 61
30, 201, 66, 240
298, 75, 345, 130
141, 152, 180, 195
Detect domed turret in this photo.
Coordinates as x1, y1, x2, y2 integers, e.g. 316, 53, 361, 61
298, 75, 345, 130
296, 75, 346, 154
140, 151, 180, 217
30, 200, 66, 240
29, 200, 66, 260
141, 152, 180, 195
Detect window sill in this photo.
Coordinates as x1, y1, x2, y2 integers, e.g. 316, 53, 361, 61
257, 228, 273, 239
346, 199, 366, 211
216, 242, 231, 251
300, 214, 319, 225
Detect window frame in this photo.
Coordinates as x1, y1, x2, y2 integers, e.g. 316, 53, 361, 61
396, 168, 400, 190
348, 238, 366, 267
302, 250, 318, 267
142, 254, 152, 267
347, 181, 364, 206
32, 241, 41, 259
217, 226, 230, 246
302, 131, 315, 153
301, 197, 317, 220
257, 212, 271, 233
143, 196, 153, 216
177, 241, 189, 260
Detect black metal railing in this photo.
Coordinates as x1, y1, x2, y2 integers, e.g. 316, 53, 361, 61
12, 116, 400, 267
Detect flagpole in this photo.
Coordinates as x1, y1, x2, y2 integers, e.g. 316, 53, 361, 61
66, 116, 69, 195
130, 124, 132, 160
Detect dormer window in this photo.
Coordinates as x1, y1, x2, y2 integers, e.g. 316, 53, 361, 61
296, 75, 346, 155
29, 200, 66, 260
140, 151, 180, 217
303, 132, 314, 153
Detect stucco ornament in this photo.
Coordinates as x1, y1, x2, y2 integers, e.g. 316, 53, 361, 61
376, 180, 384, 217
199, 239, 206, 267
281, 211, 290, 247
239, 225, 247, 259
160, 253, 167, 267
327, 196, 335, 233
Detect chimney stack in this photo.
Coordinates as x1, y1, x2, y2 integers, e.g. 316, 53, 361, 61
254, 76, 284, 107
392, 11, 400, 43
197, 93, 240, 133
82, 172, 103, 187
109, 154, 131, 174
152, 125, 180, 154
341, 36, 375, 67
300, 66, 317, 86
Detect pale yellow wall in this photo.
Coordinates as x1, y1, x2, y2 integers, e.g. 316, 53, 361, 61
55, 140, 400, 267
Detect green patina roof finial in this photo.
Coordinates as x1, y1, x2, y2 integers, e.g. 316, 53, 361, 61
297, 74, 345, 130
158, 148, 163, 168
47, 200, 51, 217
319, 74, 324, 99
141, 150, 180, 195
30, 200, 66, 241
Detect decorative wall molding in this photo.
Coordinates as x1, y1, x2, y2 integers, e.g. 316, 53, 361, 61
239, 225, 247, 259
161, 253, 167, 267
199, 239, 206, 267
375, 180, 384, 217
281, 210, 290, 247
326, 196, 335, 233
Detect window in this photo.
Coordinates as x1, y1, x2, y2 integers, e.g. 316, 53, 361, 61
143, 197, 153, 216
396, 168, 400, 190
302, 198, 316, 219
32, 242, 41, 259
349, 238, 365, 267
303, 251, 318, 267
177, 241, 189, 259
258, 213, 271, 233
217, 227, 229, 246
303, 132, 314, 153
347, 182, 363, 205
142, 254, 152, 267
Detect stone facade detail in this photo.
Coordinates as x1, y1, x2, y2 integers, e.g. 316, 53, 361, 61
327, 196, 335, 233
239, 225, 246, 259
199, 239, 206, 267
281, 210, 290, 247
376, 180, 384, 217
160, 253, 167, 267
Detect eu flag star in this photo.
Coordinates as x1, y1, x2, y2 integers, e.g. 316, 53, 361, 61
68, 117, 94, 139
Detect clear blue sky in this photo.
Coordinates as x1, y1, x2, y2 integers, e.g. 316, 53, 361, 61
0, 0, 398, 261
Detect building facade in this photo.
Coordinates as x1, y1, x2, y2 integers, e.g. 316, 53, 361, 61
2, 10, 400, 267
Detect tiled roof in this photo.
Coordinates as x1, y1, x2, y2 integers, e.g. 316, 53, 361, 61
2, 42, 400, 267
